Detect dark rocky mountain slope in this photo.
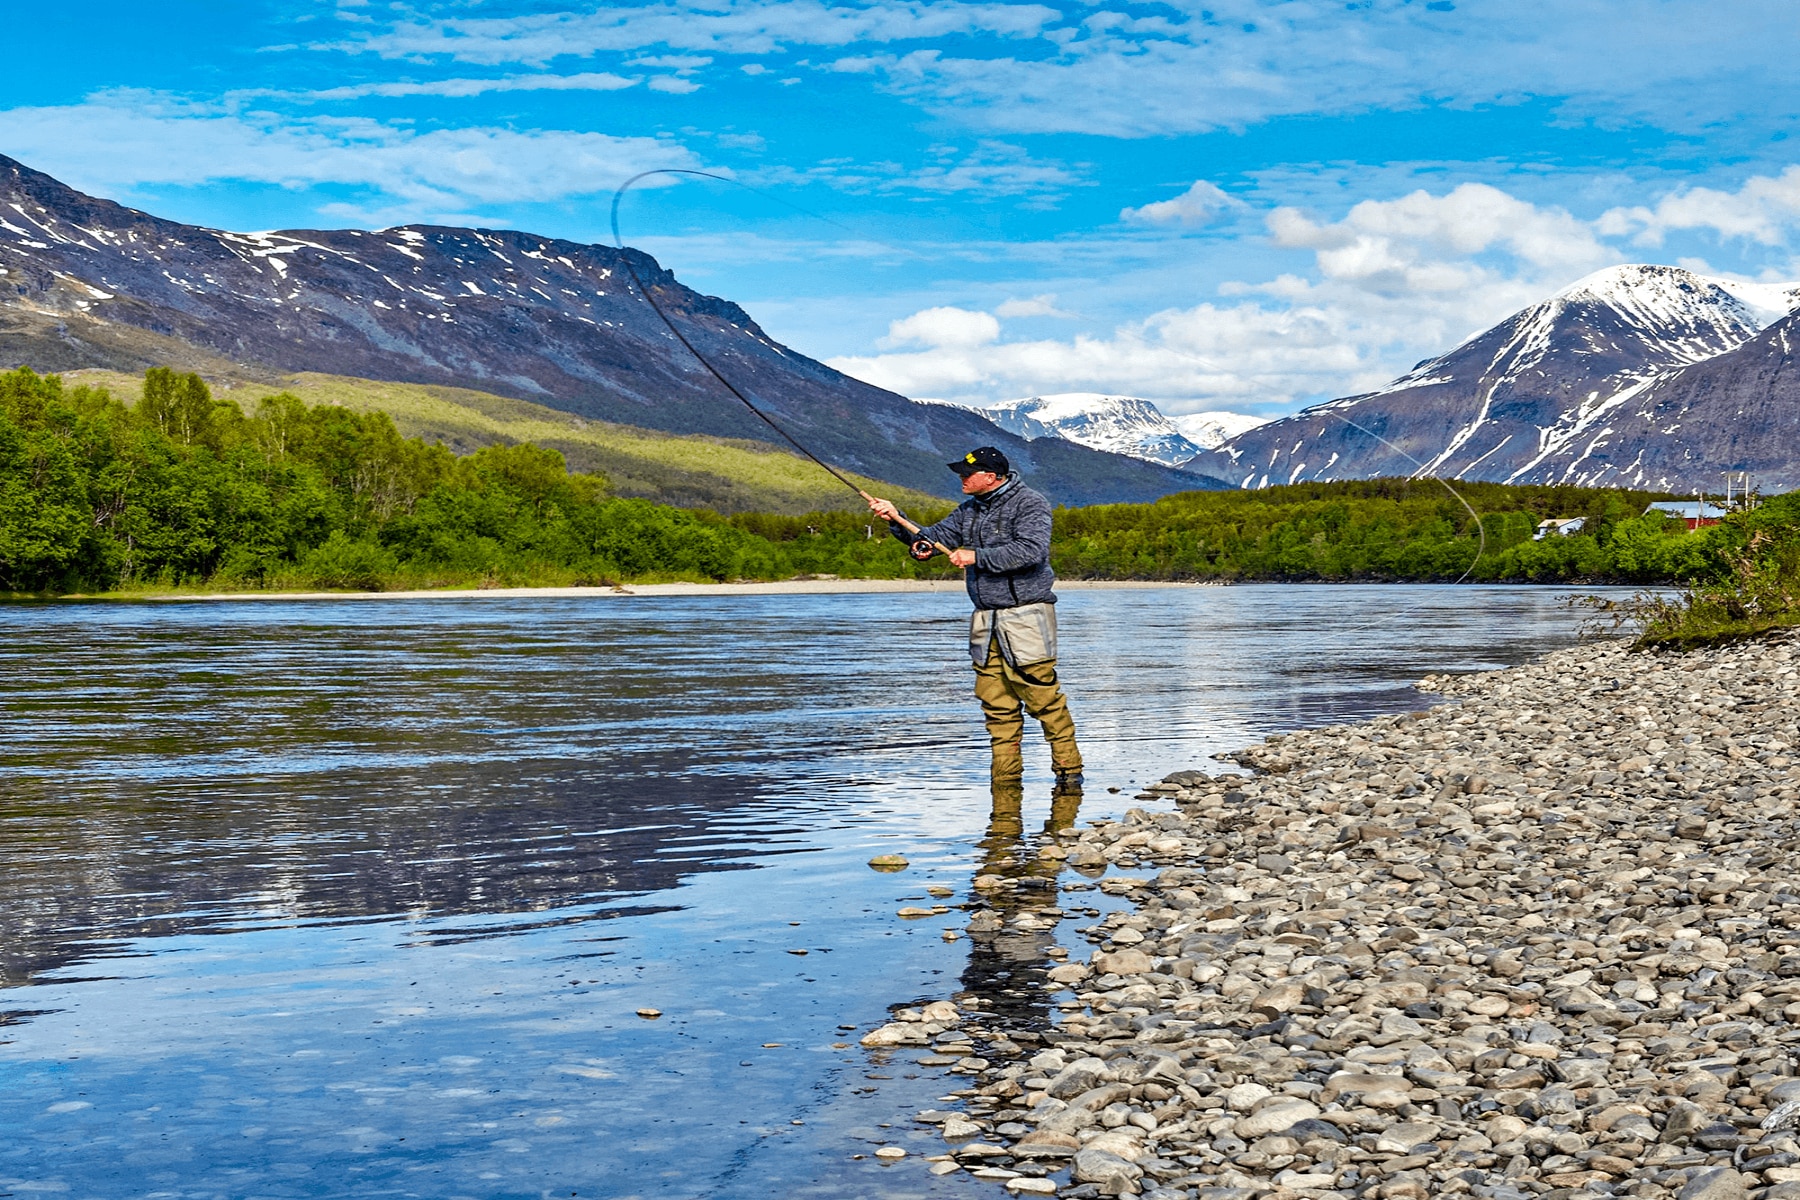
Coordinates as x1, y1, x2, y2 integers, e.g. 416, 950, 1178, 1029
1194, 264, 1800, 492
0, 154, 1219, 504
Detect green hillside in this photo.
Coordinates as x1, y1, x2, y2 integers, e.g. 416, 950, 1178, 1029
62, 369, 944, 516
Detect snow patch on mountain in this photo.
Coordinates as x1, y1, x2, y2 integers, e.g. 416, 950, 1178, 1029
1172, 411, 1271, 450
1707, 278, 1800, 327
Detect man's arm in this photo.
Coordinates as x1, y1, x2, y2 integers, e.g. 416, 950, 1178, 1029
865, 493, 967, 560
973, 492, 1052, 573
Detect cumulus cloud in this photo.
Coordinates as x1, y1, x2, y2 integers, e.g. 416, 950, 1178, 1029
0, 91, 700, 217
833, 297, 1382, 411
878, 306, 1001, 349
1266, 182, 1616, 296
1599, 166, 1800, 246
1120, 181, 1243, 228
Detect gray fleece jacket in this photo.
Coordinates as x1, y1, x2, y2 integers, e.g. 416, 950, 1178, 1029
890, 475, 1058, 610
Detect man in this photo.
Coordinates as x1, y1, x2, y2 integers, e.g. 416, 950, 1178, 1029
864, 446, 1084, 791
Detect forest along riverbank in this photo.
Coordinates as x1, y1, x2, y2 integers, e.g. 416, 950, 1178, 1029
868, 633, 1800, 1200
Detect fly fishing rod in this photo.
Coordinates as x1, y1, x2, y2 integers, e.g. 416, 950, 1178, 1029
609, 169, 956, 559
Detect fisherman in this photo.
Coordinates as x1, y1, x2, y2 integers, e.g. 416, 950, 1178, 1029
864, 447, 1084, 792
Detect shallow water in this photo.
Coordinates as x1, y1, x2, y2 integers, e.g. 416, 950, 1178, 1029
0, 584, 1616, 1198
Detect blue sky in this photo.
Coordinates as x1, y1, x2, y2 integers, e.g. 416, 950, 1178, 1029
5, 1, 1800, 419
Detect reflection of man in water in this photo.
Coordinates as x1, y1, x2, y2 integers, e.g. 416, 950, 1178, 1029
864, 446, 1084, 791
957, 782, 1083, 1032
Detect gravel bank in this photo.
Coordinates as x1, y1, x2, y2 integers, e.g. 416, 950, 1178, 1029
868, 633, 1800, 1200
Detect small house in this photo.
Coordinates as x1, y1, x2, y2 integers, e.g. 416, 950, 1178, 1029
1532, 517, 1586, 541
1644, 501, 1728, 530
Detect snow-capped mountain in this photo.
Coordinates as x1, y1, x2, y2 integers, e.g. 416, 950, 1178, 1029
0, 154, 1222, 504
1172, 411, 1272, 452
1195, 264, 1800, 491
983, 393, 1209, 467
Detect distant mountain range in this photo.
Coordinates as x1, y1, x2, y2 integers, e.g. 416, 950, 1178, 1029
960, 393, 1269, 467
1192, 264, 1800, 492
981, 393, 1203, 466
0, 154, 1221, 506
967, 266, 1800, 494
11, 152, 1794, 498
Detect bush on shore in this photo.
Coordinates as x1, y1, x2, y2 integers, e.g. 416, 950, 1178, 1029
1633, 494, 1800, 648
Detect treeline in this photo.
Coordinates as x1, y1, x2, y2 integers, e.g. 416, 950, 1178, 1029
0, 367, 950, 593
0, 365, 1775, 594
1049, 479, 1724, 584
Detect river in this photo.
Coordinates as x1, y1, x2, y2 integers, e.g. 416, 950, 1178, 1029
0, 584, 1617, 1198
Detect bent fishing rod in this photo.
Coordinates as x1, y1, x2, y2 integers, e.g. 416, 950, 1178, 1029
609, 169, 955, 559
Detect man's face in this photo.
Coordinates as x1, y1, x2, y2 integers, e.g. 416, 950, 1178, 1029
959, 468, 1001, 494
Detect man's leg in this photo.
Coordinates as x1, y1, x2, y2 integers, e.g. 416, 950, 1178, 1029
1002, 657, 1083, 775
974, 638, 1025, 780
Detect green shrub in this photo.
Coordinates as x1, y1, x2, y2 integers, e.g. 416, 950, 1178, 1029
292, 532, 401, 591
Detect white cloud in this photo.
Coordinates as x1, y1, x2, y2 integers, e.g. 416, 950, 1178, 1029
879, 306, 1000, 349
1599, 166, 1800, 246
995, 293, 1069, 317
752, 140, 1086, 200
1266, 182, 1615, 296
627, 55, 715, 70
647, 75, 703, 93
0, 91, 701, 218
299, 72, 641, 100
1120, 181, 1243, 228
834, 297, 1381, 410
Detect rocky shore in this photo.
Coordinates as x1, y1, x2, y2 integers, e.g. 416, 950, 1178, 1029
866, 632, 1800, 1200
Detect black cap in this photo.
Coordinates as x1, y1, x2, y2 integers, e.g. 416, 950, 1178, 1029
950, 446, 1010, 476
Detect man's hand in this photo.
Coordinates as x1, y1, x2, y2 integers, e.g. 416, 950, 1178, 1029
948, 548, 977, 568
864, 493, 902, 523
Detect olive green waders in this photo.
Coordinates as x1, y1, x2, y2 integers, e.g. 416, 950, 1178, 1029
975, 637, 1083, 780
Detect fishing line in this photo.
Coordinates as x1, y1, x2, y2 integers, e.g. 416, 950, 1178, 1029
611, 178, 1487, 585
609, 168, 869, 499
1147, 341, 1489, 627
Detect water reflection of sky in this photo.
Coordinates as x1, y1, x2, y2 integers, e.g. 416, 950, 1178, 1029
0, 585, 1619, 1197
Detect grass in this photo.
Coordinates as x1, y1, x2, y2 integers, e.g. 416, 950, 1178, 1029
62, 369, 946, 516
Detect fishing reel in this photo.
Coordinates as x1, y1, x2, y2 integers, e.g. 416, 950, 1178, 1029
909, 538, 938, 561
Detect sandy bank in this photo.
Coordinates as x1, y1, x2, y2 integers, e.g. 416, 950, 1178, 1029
85, 579, 1223, 602
875, 632, 1800, 1199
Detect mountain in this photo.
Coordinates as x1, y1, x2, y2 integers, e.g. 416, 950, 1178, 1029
983, 393, 1208, 467
1198, 264, 1800, 491
0, 154, 1222, 505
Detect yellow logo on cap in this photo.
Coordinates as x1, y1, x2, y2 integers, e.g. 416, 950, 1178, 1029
966, 453, 977, 463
